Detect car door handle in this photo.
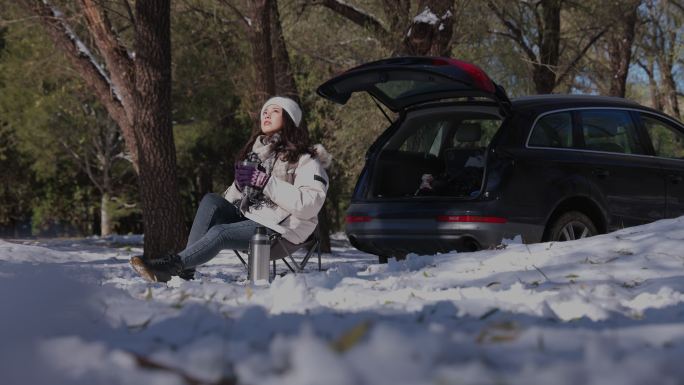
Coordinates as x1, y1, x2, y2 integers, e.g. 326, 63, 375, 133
668, 175, 683, 184
592, 168, 610, 178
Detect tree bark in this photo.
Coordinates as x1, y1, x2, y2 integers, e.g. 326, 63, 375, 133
101, 192, 112, 236
641, 57, 663, 111
270, 1, 298, 100
248, 0, 276, 113
134, 0, 187, 257
662, 67, 681, 120
607, 2, 638, 97
403, 0, 454, 56
534, 0, 561, 94
644, 0, 681, 119
658, 29, 681, 119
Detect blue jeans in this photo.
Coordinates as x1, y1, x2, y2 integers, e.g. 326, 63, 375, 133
179, 193, 259, 268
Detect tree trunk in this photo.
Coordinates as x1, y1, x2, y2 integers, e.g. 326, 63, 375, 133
403, 0, 454, 56
100, 192, 112, 236
534, 0, 561, 94
248, 0, 276, 115
270, 1, 298, 101
533, 65, 557, 94
25, 0, 187, 257
607, 2, 638, 97
644, 58, 663, 111
134, 0, 187, 257
662, 69, 681, 120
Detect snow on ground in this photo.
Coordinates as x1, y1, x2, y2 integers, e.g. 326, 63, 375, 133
2, 218, 684, 385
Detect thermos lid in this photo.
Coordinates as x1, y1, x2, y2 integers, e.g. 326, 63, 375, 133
255, 226, 267, 235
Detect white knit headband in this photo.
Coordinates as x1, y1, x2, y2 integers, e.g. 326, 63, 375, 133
260, 96, 302, 127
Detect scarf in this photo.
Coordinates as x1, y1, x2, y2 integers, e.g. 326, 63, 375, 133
240, 134, 296, 210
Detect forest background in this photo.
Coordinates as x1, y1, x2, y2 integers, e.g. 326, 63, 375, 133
0, 0, 682, 254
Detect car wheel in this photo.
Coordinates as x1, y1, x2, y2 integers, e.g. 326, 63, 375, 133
378, 255, 388, 264
547, 211, 597, 242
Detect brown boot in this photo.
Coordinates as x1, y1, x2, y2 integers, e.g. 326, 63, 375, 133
129, 254, 184, 283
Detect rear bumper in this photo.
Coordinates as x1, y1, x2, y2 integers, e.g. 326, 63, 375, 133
344, 200, 545, 257
346, 220, 543, 257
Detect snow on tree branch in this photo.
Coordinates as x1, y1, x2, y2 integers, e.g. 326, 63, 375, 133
41, 0, 123, 103
413, 7, 439, 25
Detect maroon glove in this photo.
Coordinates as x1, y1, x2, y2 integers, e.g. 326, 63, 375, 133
234, 163, 244, 191
235, 162, 270, 190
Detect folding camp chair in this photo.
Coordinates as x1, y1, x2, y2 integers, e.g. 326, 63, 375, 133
233, 227, 322, 279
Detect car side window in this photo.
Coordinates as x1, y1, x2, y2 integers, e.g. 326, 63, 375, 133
528, 112, 573, 148
641, 114, 684, 159
579, 110, 644, 154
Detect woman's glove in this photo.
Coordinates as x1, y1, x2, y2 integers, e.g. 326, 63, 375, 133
234, 163, 244, 191
235, 162, 270, 191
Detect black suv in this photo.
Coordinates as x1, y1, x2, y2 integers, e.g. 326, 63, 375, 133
317, 57, 684, 261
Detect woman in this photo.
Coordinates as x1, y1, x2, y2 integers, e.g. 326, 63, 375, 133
130, 96, 331, 282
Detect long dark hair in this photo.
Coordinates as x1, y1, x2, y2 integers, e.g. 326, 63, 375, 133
236, 112, 315, 163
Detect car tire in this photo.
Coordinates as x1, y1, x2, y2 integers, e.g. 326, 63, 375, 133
547, 211, 597, 242
378, 255, 389, 264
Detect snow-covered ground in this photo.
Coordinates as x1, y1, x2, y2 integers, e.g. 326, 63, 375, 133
2, 219, 684, 385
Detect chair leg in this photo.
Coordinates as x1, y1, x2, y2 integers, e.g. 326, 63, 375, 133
300, 245, 315, 269
234, 250, 248, 273
282, 258, 296, 273
272, 259, 276, 280
287, 253, 302, 273
317, 240, 322, 271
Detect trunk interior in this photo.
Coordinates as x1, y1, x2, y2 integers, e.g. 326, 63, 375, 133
367, 105, 502, 200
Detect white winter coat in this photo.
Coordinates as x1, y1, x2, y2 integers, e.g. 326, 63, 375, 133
223, 139, 331, 244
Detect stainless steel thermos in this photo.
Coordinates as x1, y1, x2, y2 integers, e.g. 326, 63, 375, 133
249, 226, 271, 283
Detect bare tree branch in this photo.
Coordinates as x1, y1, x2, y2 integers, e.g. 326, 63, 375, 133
216, 0, 252, 30
313, 0, 388, 37
57, 137, 105, 193
555, 26, 609, 87
24, 0, 129, 141
522, 0, 544, 47
79, 0, 135, 121
120, 0, 136, 31
487, 1, 537, 62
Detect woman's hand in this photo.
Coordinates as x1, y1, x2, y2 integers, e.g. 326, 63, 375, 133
235, 162, 270, 190
234, 163, 244, 191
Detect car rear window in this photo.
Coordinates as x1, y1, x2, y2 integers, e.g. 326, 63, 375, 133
528, 112, 573, 148
580, 110, 645, 154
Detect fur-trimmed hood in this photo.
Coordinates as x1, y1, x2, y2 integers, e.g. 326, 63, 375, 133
312, 143, 332, 169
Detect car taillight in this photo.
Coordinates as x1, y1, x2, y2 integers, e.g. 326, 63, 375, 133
346, 215, 373, 223
431, 58, 495, 93
436, 215, 507, 224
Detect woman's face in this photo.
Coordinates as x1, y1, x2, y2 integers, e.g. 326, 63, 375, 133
261, 104, 284, 135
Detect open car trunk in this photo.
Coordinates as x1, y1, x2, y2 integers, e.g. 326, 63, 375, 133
367, 105, 503, 200
317, 56, 510, 200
